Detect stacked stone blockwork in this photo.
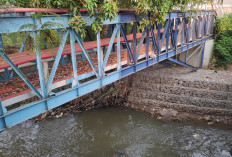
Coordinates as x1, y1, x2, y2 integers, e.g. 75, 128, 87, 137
126, 64, 232, 125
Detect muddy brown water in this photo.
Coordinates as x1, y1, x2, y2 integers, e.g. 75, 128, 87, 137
0, 107, 232, 157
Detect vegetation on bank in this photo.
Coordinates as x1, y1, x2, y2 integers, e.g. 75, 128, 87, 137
214, 13, 232, 69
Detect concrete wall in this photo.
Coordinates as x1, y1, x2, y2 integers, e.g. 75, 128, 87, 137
179, 39, 214, 68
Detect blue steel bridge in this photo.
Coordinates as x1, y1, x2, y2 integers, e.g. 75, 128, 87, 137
0, 8, 215, 131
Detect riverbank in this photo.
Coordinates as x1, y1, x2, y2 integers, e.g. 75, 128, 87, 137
34, 63, 232, 127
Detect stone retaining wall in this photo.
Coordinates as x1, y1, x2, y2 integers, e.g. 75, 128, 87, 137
125, 64, 232, 125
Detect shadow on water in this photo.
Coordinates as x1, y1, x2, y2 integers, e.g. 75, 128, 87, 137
0, 106, 232, 157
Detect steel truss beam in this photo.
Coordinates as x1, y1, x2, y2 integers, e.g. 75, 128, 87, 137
0, 10, 215, 132
0, 35, 211, 131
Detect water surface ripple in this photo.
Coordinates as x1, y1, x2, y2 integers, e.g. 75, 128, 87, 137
0, 107, 231, 157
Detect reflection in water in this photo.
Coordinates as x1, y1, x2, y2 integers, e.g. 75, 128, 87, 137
0, 107, 232, 157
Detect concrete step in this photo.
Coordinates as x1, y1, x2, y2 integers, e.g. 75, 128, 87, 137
130, 82, 232, 101
128, 89, 232, 109
132, 74, 232, 93
127, 96, 232, 116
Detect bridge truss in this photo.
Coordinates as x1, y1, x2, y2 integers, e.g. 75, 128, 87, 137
0, 9, 215, 131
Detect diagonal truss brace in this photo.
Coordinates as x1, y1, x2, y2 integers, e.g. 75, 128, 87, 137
46, 30, 70, 95
102, 24, 120, 70
73, 31, 99, 78
120, 25, 135, 65
168, 57, 197, 71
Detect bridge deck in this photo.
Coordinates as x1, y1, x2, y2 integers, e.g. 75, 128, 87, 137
0, 34, 141, 69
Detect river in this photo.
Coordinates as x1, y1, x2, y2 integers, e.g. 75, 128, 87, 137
0, 107, 231, 157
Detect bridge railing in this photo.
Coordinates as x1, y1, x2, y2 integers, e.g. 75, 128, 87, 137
0, 9, 216, 131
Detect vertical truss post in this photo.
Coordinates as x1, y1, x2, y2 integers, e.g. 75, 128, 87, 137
170, 19, 174, 49
117, 24, 121, 71
181, 18, 185, 47
197, 16, 201, 39
132, 22, 137, 63
157, 23, 161, 55
187, 18, 191, 43
4, 68, 9, 80
112, 25, 116, 52
70, 30, 79, 88
204, 15, 208, 36
174, 19, 178, 47
210, 16, 215, 34
97, 30, 103, 78
192, 19, 196, 42
145, 27, 149, 60
201, 16, 205, 38
184, 18, 188, 43
200, 42, 206, 68
166, 20, 171, 53
33, 31, 47, 98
